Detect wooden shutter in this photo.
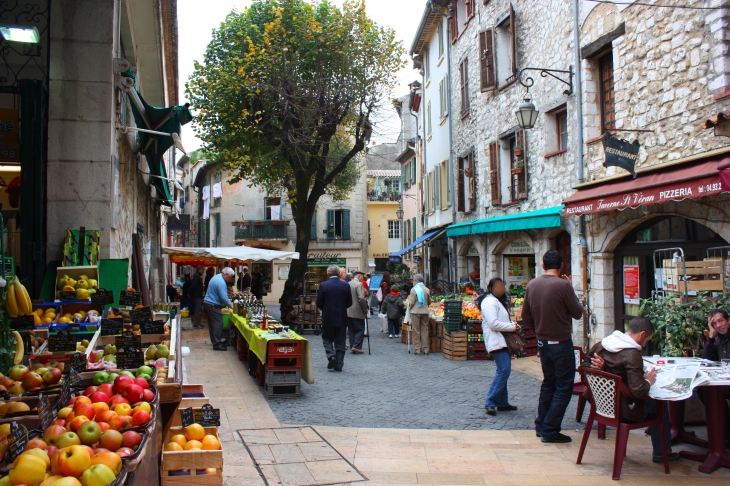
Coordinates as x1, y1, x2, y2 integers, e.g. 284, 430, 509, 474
489, 141, 500, 205
457, 157, 465, 212
468, 152, 476, 212
310, 211, 317, 240
460, 59, 469, 114
479, 30, 495, 90
466, 0, 473, 19
326, 209, 335, 239
510, 3, 517, 75
516, 129, 527, 199
450, 0, 458, 41
342, 209, 351, 239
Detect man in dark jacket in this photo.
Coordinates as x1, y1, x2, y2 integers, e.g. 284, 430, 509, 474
251, 266, 264, 300
585, 317, 678, 463
189, 266, 205, 329
701, 308, 730, 446
238, 267, 251, 292
316, 265, 352, 372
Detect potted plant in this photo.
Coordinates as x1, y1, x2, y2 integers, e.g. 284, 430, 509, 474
272, 220, 285, 226
239, 221, 249, 227
512, 160, 524, 174
253, 221, 265, 226
514, 145, 523, 157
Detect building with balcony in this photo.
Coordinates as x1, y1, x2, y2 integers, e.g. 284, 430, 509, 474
365, 142, 402, 272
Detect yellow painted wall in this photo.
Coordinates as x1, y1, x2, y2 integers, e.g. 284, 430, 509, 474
367, 202, 399, 260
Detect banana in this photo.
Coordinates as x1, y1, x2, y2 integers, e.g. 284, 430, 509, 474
5, 281, 18, 318
11, 330, 23, 364
14, 281, 31, 316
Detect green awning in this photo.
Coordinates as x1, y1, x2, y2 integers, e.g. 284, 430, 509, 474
122, 71, 192, 206
446, 205, 564, 237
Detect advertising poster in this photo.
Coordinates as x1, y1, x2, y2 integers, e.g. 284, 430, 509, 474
623, 264, 640, 304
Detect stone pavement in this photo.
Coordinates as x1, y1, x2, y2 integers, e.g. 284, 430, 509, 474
179, 317, 729, 485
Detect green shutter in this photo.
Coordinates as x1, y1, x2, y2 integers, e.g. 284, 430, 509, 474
214, 213, 221, 245
342, 209, 351, 239
310, 211, 317, 240
411, 157, 416, 184
401, 165, 406, 188
327, 210, 335, 239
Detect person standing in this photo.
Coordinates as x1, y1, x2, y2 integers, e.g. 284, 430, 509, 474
347, 271, 368, 354
377, 280, 391, 333
407, 274, 431, 355
203, 267, 235, 351
478, 278, 520, 415
382, 284, 404, 338
189, 266, 205, 330
522, 250, 584, 443
166, 283, 178, 302
238, 267, 251, 292
204, 267, 215, 293
251, 266, 264, 300
316, 265, 352, 372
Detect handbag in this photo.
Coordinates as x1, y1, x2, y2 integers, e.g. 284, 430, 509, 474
403, 303, 411, 324
501, 331, 524, 355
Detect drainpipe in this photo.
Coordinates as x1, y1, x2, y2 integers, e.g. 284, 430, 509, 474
573, 0, 589, 351
429, 0, 456, 284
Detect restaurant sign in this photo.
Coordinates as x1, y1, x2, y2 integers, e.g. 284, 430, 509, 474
307, 252, 345, 267
603, 133, 640, 178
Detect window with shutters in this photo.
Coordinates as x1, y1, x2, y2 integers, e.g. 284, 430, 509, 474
213, 212, 221, 247
410, 157, 417, 185
434, 168, 441, 210
458, 152, 475, 213
457, 156, 465, 212
459, 58, 470, 115
440, 161, 448, 209
437, 20, 445, 59
424, 46, 430, 84
451, 1, 471, 41
467, 152, 476, 212
599, 51, 615, 133
556, 110, 568, 151
264, 197, 281, 220
212, 172, 222, 207
494, 5, 517, 88
489, 141, 500, 206
401, 165, 407, 189
498, 130, 528, 204
411, 217, 416, 256
426, 101, 433, 138
424, 172, 430, 214
326, 209, 350, 240
310, 211, 317, 240
479, 30, 496, 91
439, 77, 448, 121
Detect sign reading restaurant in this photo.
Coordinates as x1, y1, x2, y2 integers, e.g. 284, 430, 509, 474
307, 252, 345, 267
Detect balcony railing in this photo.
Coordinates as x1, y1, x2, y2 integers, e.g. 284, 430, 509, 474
234, 220, 288, 240
367, 191, 402, 202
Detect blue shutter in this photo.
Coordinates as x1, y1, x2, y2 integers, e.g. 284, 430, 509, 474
342, 209, 351, 240
326, 210, 335, 239
310, 211, 317, 240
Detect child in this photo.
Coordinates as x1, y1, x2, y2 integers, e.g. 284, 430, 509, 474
382, 284, 405, 338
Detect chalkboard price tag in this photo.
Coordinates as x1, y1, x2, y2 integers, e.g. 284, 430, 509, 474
116, 351, 144, 369
91, 288, 114, 305
194, 404, 221, 427
58, 378, 71, 410
180, 407, 194, 428
59, 291, 78, 302
130, 307, 152, 325
10, 314, 34, 330
101, 317, 124, 336
49, 329, 76, 353
119, 290, 141, 307
6, 422, 28, 462
115, 331, 142, 353
141, 320, 165, 335
38, 392, 55, 429
67, 367, 83, 387
69, 352, 87, 373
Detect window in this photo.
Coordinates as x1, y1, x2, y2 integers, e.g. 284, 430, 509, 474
489, 141, 500, 206
412, 217, 416, 258
212, 172, 222, 207
556, 110, 568, 151
434, 167, 441, 209
426, 101, 433, 137
465, 0, 474, 19
494, 129, 528, 204
410, 157, 416, 185
459, 58, 470, 115
265, 196, 281, 220
494, 5, 517, 87
424, 172, 430, 213
388, 220, 400, 239
310, 211, 317, 240
479, 29, 495, 91
424, 46, 430, 83
457, 152, 475, 212
599, 51, 615, 133
440, 161, 448, 209
437, 20, 444, 59
439, 77, 448, 120
451, 1, 469, 40
326, 209, 350, 239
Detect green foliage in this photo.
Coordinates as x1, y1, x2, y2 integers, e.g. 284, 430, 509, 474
640, 291, 730, 357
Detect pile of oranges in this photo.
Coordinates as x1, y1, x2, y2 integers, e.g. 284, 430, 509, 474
461, 302, 482, 320
164, 424, 221, 452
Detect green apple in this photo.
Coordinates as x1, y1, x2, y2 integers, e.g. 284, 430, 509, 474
92, 371, 109, 386
136, 366, 154, 377
119, 371, 135, 378
106, 373, 119, 384
81, 464, 117, 486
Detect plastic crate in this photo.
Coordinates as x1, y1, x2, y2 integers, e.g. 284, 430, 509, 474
467, 350, 491, 360
266, 355, 302, 370
265, 383, 301, 398
267, 340, 303, 357
444, 322, 461, 333
265, 369, 301, 385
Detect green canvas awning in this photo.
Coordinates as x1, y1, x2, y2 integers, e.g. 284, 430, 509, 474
445, 205, 564, 237
122, 71, 192, 206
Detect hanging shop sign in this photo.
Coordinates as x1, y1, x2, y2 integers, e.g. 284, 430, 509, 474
623, 264, 640, 305
603, 133, 640, 178
0, 108, 19, 163
504, 240, 534, 254
388, 256, 402, 264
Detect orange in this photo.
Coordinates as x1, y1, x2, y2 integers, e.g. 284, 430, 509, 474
205, 469, 216, 475
183, 440, 202, 451
201, 435, 221, 451
164, 442, 183, 452
169, 434, 187, 447
183, 424, 205, 441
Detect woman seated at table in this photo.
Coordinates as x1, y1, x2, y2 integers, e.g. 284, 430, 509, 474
585, 317, 679, 463
702, 308, 730, 447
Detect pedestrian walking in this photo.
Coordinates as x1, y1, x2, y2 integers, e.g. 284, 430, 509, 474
382, 284, 405, 338
407, 274, 431, 355
347, 271, 368, 354
189, 266, 205, 329
477, 278, 520, 416
316, 265, 353, 372
251, 266, 264, 300
522, 250, 584, 443
203, 267, 235, 351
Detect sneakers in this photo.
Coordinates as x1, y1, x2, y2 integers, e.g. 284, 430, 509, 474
395, 334, 401, 337
541, 433, 572, 444
389, 334, 393, 338
652, 452, 680, 463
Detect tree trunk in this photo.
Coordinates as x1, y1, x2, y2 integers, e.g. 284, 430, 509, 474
279, 204, 312, 327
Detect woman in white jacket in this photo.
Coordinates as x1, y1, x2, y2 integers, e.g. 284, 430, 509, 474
478, 277, 520, 415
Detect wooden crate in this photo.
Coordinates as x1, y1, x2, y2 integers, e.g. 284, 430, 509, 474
428, 318, 444, 338
161, 427, 223, 485
429, 337, 442, 353
443, 331, 467, 361
168, 397, 211, 427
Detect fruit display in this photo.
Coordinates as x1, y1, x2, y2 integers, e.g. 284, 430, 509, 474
161, 424, 221, 479
0, 364, 64, 396
4, 278, 32, 319
428, 298, 482, 321
57, 273, 99, 301
88, 340, 171, 370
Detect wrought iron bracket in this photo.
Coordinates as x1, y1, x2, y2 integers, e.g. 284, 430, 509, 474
518, 66, 574, 96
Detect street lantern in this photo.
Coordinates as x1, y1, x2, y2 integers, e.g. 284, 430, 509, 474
396, 207, 404, 220
515, 94, 539, 130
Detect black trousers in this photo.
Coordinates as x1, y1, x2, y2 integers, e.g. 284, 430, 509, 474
321, 326, 347, 370
348, 318, 365, 350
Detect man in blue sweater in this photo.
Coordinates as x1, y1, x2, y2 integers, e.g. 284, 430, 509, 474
203, 267, 234, 351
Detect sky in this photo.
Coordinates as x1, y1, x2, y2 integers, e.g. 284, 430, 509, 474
177, 0, 423, 156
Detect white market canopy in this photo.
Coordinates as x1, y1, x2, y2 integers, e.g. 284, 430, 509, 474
162, 245, 299, 265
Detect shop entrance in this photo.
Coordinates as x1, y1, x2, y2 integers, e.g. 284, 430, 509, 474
613, 216, 728, 330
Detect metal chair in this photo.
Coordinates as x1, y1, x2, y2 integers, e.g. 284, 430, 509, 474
577, 368, 670, 480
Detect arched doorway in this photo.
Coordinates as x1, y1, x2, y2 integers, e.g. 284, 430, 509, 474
613, 216, 728, 329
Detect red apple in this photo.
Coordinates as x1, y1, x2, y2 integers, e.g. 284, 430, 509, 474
108, 395, 129, 408
43, 425, 67, 447
21, 371, 43, 390
45, 445, 58, 460
116, 447, 135, 458
73, 402, 95, 420
98, 410, 117, 423
90, 451, 122, 475
53, 419, 66, 427
142, 389, 155, 402
121, 384, 144, 404
98, 430, 123, 451
121, 416, 134, 430
121, 431, 142, 449
90, 392, 110, 404
93, 447, 111, 455
42, 368, 63, 385
0, 376, 12, 388
57, 444, 91, 477
107, 415, 126, 431
81, 445, 95, 458
74, 396, 92, 405
113, 375, 133, 394
97, 384, 114, 397
133, 377, 149, 390
83, 385, 97, 397
65, 412, 76, 423
7, 364, 28, 381
98, 422, 110, 432
131, 410, 151, 427
68, 416, 90, 433
26, 438, 47, 450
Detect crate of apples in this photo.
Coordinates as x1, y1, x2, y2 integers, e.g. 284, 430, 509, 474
0, 364, 63, 396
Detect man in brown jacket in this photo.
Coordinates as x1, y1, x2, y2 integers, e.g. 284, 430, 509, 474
347, 272, 369, 354
407, 274, 431, 355
585, 317, 678, 463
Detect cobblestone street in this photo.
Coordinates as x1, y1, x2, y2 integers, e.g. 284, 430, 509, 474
265, 325, 581, 432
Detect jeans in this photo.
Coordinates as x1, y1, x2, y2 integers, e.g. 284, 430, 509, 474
387, 318, 401, 336
535, 339, 575, 439
321, 326, 347, 370
485, 348, 512, 408
203, 303, 224, 347
644, 400, 672, 457
348, 318, 365, 350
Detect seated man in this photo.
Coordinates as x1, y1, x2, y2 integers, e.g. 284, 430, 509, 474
584, 317, 678, 463
702, 308, 730, 446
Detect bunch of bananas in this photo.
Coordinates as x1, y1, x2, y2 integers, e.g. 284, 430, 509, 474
5, 278, 32, 318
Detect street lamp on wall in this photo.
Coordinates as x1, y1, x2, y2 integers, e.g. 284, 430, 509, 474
515, 66, 574, 130
515, 93, 539, 130
396, 207, 404, 220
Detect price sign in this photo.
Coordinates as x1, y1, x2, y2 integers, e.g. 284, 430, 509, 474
58, 377, 71, 410
67, 367, 82, 387
141, 320, 165, 335
116, 351, 144, 369
69, 353, 87, 373
6, 422, 28, 463
115, 331, 142, 352
49, 329, 76, 352
193, 404, 221, 427
101, 318, 124, 336
10, 314, 34, 330
130, 307, 152, 325
119, 290, 141, 307
180, 407, 195, 428
38, 392, 55, 429
59, 291, 77, 302
91, 288, 114, 305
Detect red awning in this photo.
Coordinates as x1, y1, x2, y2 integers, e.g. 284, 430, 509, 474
563, 155, 730, 217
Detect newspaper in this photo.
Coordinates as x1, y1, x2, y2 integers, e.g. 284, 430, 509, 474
647, 363, 709, 401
